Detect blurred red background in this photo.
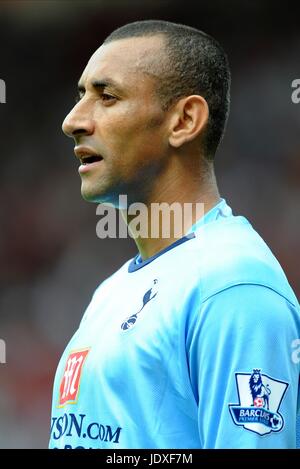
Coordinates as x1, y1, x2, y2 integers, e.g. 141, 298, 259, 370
0, 0, 299, 447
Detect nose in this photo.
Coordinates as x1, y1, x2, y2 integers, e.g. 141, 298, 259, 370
62, 100, 94, 138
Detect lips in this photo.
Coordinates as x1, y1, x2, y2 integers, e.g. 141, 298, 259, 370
79, 155, 103, 165
74, 147, 104, 166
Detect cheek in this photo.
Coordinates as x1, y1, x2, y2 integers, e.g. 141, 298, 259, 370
95, 105, 166, 164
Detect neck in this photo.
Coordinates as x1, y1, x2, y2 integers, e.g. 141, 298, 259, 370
121, 155, 220, 260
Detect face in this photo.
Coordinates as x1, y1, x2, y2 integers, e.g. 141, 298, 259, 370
62, 36, 170, 206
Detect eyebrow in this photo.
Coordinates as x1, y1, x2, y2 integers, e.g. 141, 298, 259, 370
77, 78, 123, 95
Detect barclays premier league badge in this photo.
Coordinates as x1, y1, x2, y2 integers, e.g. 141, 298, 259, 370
229, 369, 288, 436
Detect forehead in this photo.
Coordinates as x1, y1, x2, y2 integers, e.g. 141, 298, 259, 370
79, 35, 164, 89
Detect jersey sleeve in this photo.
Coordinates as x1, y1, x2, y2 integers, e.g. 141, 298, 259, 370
186, 283, 300, 448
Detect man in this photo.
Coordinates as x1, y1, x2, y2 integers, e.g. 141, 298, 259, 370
49, 20, 300, 449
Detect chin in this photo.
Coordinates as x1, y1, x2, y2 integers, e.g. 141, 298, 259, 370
80, 184, 117, 206
81, 184, 104, 203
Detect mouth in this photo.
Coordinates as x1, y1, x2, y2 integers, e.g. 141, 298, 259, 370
78, 154, 104, 175
74, 147, 104, 174
79, 155, 103, 165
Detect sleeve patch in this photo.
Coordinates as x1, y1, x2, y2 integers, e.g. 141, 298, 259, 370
229, 369, 289, 436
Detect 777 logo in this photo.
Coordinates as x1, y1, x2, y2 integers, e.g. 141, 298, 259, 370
58, 348, 90, 407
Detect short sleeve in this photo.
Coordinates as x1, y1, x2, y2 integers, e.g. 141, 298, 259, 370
186, 283, 300, 448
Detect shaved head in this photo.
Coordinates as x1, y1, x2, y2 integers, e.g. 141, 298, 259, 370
104, 20, 231, 159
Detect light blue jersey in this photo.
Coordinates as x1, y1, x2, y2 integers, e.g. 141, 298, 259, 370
49, 199, 300, 448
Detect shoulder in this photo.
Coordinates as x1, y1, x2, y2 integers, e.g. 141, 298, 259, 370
187, 215, 297, 306
186, 283, 300, 372
93, 258, 132, 295
200, 283, 299, 328
79, 257, 133, 324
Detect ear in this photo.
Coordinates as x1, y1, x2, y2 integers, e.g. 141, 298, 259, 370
168, 95, 209, 148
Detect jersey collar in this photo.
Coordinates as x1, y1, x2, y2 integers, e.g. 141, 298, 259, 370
128, 198, 231, 273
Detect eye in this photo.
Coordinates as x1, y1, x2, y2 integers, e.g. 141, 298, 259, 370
101, 92, 117, 103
